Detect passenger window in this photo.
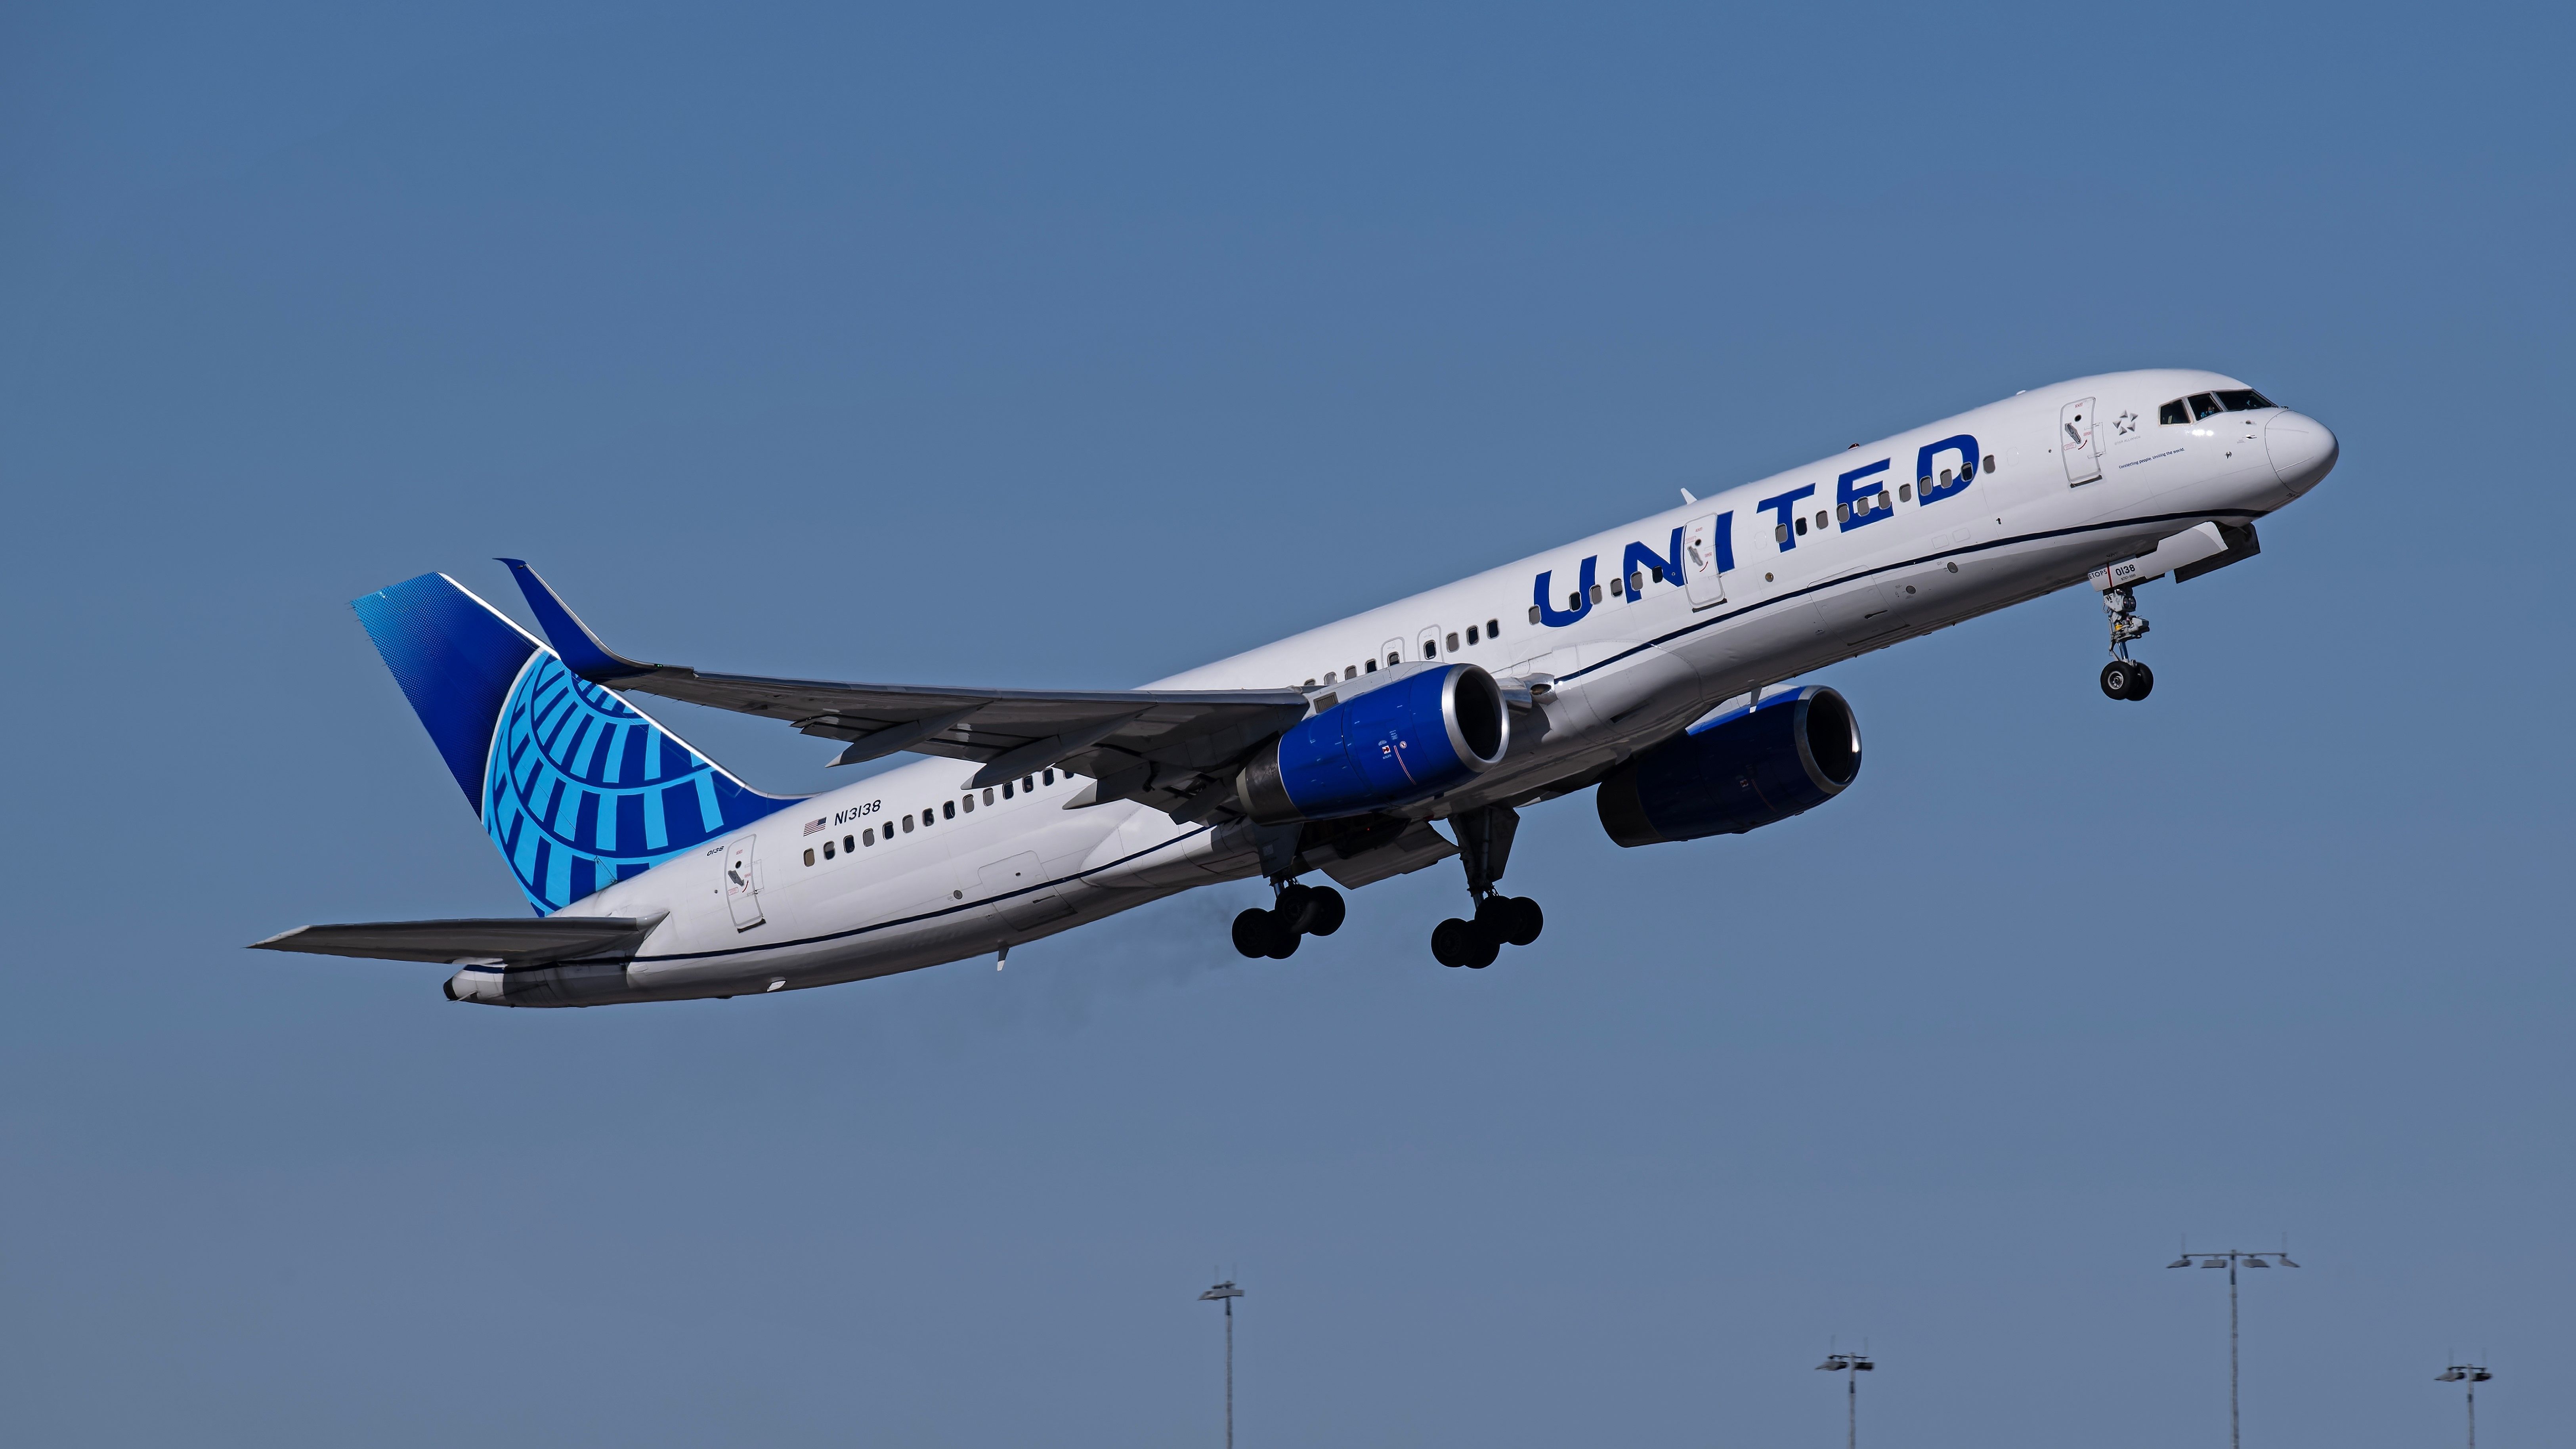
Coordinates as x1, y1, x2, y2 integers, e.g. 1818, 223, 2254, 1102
843, 835, 854, 852
1304, 677, 1317, 687
1794, 516, 1808, 536
1388, 648, 1403, 665
1939, 468, 1953, 486
1446, 632, 1460, 651
1422, 640, 1438, 659
1324, 669, 1338, 684
803, 848, 816, 866
864, 828, 874, 845
944, 801, 956, 819
961, 795, 973, 813
1524, 607, 1539, 625
1609, 577, 1624, 597
1899, 482, 1912, 501
1777, 522, 1792, 542
2190, 393, 2221, 420
1589, 583, 1603, 604
1043, 769, 1055, 785
1486, 617, 1499, 637
901, 816, 913, 834
1022, 776, 1034, 791
1368, 656, 1383, 670
1815, 511, 1829, 531
823, 840, 835, 859
1983, 454, 1996, 472
1836, 502, 1851, 523
1002, 781, 1013, 799
2160, 400, 2190, 425
982, 788, 994, 805
1464, 627, 1477, 645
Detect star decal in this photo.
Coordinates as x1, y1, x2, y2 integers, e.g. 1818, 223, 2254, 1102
2113, 410, 2140, 437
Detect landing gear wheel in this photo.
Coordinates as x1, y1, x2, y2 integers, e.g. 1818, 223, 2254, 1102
2101, 660, 2143, 701
1461, 922, 1501, 968
1305, 886, 1346, 937
1231, 908, 1275, 959
1499, 896, 1543, 946
1431, 918, 1471, 967
2124, 661, 2154, 700
1274, 883, 1319, 936
1263, 922, 1300, 960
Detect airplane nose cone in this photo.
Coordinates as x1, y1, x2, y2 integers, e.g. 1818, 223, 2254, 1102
2265, 411, 2339, 495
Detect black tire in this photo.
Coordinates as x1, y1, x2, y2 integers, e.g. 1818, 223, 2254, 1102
1430, 918, 1471, 967
1264, 922, 1301, 959
1275, 883, 1317, 935
2126, 661, 2155, 701
2100, 661, 2132, 699
1462, 929, 1500, 968
1306, 886, 1346, 937
1231, 908, 1274, 958
1495, 896, 1542, 946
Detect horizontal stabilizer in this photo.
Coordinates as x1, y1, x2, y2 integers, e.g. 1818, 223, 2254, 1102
250, 913, 668, 967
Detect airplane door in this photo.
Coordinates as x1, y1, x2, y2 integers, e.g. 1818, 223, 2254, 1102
2060, 398, 2102, 485
722, 835, 765, 930
1681, 514, 1728, 609
1379, 638, 1405, 670
979, 851, 1072, 930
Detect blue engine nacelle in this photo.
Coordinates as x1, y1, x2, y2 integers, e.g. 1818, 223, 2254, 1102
1594, 685, 1861, 847
1236, 664, 1509, 824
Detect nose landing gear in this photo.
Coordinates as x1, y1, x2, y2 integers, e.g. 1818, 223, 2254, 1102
2099, 587, 2155, 701
1429, 804, 1544, 968
1231, 879, 1345, 960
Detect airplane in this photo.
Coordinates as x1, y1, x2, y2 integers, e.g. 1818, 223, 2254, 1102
254, 369, 2336, 1004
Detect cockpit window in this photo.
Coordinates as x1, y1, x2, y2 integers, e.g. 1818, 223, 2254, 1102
2188, 393, 2222, 421
2159, 400, 2190, 425
2212, 388, 2276, 411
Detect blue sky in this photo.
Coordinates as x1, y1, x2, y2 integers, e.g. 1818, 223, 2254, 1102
3, 4, 2568, 1445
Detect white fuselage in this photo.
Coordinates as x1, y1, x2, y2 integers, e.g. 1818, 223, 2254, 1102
464, 369, 2331, 1004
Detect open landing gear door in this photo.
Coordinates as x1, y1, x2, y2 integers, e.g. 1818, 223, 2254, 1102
1681, 514, 1727, 609
723, 835, 764, 930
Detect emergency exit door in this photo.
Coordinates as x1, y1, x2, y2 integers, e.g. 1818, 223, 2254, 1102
2060, 398, 2102, 485
1681, 514, 1728, 609
722, 835, 764, 930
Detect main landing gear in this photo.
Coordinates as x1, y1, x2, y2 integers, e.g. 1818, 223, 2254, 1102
2098, 587, 2155, 702
1430, 804, 1545, 968
1231, 880, 1345, 960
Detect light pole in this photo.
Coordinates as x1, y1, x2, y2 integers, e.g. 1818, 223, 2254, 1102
2164, 1243, 2299, 1449
2436, 1362, 2492, 1449
1815, 1349, 1874, 1449
1199, 1278, 1243, 1449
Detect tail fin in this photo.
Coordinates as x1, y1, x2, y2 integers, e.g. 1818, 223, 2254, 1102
352, 573, 793, 915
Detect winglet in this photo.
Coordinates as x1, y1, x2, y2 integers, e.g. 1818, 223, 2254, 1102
497, 559, 658, 682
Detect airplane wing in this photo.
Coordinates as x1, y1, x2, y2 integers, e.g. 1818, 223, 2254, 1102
498, 560, 1312, 812
250, 914, 667, 967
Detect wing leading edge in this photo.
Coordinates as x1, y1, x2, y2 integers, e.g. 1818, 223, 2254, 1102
497, 560, 1311, 813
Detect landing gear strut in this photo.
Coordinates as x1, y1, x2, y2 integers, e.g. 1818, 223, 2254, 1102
1430, 805, 1544, 968
2099, 587, 2154, 702
1231, 878, 1345, 960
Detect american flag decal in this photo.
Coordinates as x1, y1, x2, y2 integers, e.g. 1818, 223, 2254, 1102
804, 817, 827, 835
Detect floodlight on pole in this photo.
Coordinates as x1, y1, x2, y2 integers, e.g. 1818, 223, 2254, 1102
2165, 1241, 2301, 1449
1815, 1347, 1875, 1449
2437, 1362, 2493, 1449
1198, 1278, 1244, 1449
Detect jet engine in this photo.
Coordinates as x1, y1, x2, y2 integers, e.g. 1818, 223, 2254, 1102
1594, 685, 1860, 847
1236, 663, 1508, 824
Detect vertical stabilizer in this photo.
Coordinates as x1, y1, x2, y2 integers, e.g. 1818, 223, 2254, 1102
352, 573, 793, 914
